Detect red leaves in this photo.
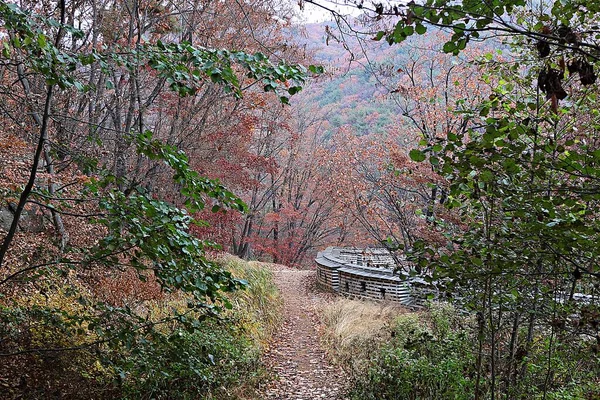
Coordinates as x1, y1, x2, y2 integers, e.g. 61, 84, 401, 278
95, 269, 162, 306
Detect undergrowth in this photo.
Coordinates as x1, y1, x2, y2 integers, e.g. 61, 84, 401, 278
321, 301, 600, 400
0, 255, 281, 399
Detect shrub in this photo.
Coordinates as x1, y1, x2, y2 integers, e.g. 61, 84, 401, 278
322, 300, 600, 399
321, 301, 477, 400
349, 303, 476, 400
113, 322, 263, 400
107, 256, 282, 399
0, 289, 117, 399
0, 255, 282, 399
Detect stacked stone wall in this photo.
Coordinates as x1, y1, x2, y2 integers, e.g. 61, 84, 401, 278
316, 247, 412, 305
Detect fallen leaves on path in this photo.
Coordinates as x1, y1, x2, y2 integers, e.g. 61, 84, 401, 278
259, 266, 348, 400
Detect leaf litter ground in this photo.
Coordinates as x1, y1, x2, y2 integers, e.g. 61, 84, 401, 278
259, 266, 348, 400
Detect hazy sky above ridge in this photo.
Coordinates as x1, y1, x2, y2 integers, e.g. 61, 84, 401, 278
295, 0, 362, 23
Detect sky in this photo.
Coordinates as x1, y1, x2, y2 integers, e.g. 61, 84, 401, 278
294, 0, 363, 23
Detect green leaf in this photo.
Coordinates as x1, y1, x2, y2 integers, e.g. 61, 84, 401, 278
37, 33, 47, 48
288, 86, 302, 95
409, 149, 427, 162
373, 31, 386, 41
443, 41, 456, 53
309, 64, 324, 74
480, 168, 494, 181
2, 42, 10, 57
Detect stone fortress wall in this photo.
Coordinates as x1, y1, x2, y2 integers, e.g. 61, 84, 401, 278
316, 247, 596, 307
315, 247, 412, 305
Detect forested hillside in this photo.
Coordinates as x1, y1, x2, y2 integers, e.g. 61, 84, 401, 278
291, 22, 400, 138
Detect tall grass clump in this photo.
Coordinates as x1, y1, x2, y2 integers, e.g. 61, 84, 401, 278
322, 301, 476, 400
217, 255, 284, 346
321, 299, 406, 378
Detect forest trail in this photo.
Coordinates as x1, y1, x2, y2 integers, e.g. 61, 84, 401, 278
260, 266, 348, 400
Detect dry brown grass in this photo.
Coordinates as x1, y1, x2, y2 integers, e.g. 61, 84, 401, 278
320, 298, 409, 372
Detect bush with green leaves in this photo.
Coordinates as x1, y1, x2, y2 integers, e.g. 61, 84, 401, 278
106, 256, 282, 399
349, 303, 476, 400
0, 257, 281, 399
333, 301, 599, 400
113, 322, 261, 400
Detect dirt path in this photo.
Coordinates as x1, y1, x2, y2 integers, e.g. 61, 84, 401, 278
259, 266, 348, 400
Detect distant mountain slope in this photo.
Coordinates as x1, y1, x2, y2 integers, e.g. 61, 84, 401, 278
290, 22, 404, 137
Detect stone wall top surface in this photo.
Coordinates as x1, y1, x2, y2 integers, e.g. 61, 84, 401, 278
317, 246, 397, 271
